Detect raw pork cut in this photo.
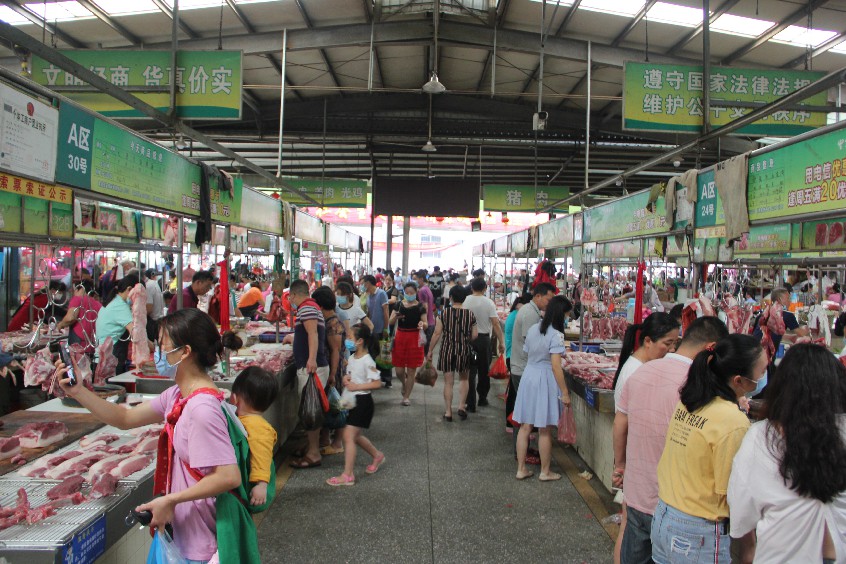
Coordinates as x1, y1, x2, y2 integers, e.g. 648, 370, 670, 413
85, 453, 126, 482
0, 437, 21, 460
131, 435, 158, 455
46, 476, 84, 500
45, 451, 108, 480
19, 449, 82, 478
128, 283, 151, 364
829, 222, 845, 246
109, 454, 152, 479
129, 424, 164, 437
79, 433, 120, 448
23, 348, 54, 389
10, 454, 25, 466
253, 348, 293, 374
94, 336, 119, 385
816, 223, 830, 246
14, 421, 68, 448
89, 473, 119, 499
698, 295, 716, 317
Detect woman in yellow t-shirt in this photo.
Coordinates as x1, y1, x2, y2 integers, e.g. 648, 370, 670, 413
651, 334, 766, 564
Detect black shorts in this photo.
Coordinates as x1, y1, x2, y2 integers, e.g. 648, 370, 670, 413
346, 393, 375, 429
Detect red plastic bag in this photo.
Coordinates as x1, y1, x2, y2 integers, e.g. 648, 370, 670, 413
557, 403, 576, 444
489, 354, 508, 380
313, 372, 330, 413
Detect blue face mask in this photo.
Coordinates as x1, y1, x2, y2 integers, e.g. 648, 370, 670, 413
344, 339, 356, 352
404, 293, 416, 302
154, 345, 183, 377
745, 371, 768, 398
290, 301, 298, 312
337, 296, 348, 306
359, 285, 366, 294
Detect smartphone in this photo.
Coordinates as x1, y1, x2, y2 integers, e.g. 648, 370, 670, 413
58, 343, 77, 386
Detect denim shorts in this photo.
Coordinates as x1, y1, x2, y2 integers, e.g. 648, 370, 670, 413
621, 505, 653, 564
650, 500, 731, 564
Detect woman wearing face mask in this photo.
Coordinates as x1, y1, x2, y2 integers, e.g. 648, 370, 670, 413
651, 334, 765, 564
728, 344, 846, 564
335, 282, 372, 339
54, 309, 249, 563
388, 281, 428, 406
95, 273, 139, 372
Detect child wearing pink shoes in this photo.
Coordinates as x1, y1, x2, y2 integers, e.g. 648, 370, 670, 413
326, 324, 386, 486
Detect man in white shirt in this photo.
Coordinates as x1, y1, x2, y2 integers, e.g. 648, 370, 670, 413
463, 277, 505, 411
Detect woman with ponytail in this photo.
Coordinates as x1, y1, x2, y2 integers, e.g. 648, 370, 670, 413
651, 334, 766, 564
728, 344, 846, 563
613, 312, 680, 406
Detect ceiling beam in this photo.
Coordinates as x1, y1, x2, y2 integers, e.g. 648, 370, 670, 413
149, 0, 199, 39
294, 0, 344, 93
140, 20, 699, 69
223, 0, 255, 34
666, 0, 740, 54
722, 0, 831, 64
1, 0, 85, 48
74, 0, 141, 44
782, 28, 846, 68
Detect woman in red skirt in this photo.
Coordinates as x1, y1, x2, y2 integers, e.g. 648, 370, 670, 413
389, 281, 428, 406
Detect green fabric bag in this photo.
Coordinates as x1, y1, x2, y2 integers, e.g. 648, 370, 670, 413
215, 406, 277, 564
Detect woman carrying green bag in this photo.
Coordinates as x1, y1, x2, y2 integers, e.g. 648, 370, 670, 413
54, 308, 259, 564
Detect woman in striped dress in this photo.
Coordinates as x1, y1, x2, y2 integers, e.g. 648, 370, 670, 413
427, 285, 478, 421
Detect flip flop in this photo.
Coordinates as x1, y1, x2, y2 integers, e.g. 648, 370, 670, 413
320, 445, 344, 456
290, 457, 322, 469
366, 454, 386, 474
539, 472, 562, 482
326, 474, 355, 487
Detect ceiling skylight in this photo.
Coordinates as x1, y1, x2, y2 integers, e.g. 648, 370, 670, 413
772, 25, 839, 48
11, 1, 95, 23
579, 0, 644, 18
93, 0, 160, 16
0, 6, 29, 25
646, 2, 703, 27
712, 13, 775, 38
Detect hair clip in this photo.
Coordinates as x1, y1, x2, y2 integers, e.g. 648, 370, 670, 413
705, 343, 716, 352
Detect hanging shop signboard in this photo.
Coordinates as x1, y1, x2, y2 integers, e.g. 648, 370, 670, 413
799, 217, 846, 251
734, 224, 792, 255
55, 103, 241, 222
239, 187, 281, 234
623, 62, 827, 135
583, 190, 668, 243
247, 231, 276, 253
32, 50, 242, 119
538, 215, 574, 249
747, 128, 846, 221
274, 178, 369, 208
0, 83, 59, 183
573, 213, 583, 244
510, 230, 528, 255
294, 209, 325, 244
483, 185, 570, 212
599, 239, 641, 259
694, 168, 726, 233
327, 224, 347, 249
346, 232, 360, 252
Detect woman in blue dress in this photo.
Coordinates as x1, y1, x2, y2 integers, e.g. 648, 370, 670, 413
513, 295, 573, 481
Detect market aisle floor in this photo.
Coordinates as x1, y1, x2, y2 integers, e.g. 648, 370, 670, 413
257, 377, 616, 564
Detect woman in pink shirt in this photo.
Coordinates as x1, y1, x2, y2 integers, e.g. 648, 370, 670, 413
55, 309, 244, 562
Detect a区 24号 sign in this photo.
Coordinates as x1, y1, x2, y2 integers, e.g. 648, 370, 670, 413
32, 50, 242, 120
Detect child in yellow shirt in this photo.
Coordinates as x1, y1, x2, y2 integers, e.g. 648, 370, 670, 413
230, 366, 279, 505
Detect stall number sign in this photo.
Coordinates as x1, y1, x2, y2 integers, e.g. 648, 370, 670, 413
62, 514, 106, 564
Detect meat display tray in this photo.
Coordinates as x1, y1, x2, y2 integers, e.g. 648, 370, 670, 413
0, 479, 131, 547
3, 425, 158, 486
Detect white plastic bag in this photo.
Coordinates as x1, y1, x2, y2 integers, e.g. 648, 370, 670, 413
339, 388, 357, 411
418, 328, 427, 347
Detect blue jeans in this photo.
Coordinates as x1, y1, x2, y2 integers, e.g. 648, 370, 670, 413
651, 500, 730, 564
621, 505, 653, 564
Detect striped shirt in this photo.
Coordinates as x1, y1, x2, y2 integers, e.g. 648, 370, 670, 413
293, 301, 328, 369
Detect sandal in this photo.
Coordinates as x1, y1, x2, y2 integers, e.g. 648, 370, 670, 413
320, 445, 344, 456
401, 399, 411, 406
457, 409, 467, 420
443, 414, 453, 422
326, 474, 355, 487
290, 457, 322, 469
366, 453, 386, 474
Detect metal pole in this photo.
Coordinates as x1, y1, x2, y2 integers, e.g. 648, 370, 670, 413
368, 18, 375, 92
538, 0, 545, 114
170, 0, 179, 117
369, 214, 375, 271
703, 0, 711, 133
276, 28, 287, 178
584, 41, 591, 194
402, 216, 410, 277
385, 215, 393, 271
176, 217, 184, 310
491, 26, 497, 98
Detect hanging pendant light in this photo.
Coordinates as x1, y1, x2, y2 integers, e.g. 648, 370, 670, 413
421, 140, 437, 152
422, 71, 446, 94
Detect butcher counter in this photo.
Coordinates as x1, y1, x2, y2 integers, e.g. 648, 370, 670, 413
0, 398, 159, 564
565, 372, 617, 493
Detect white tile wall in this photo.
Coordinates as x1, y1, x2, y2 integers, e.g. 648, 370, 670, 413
95, 524, 152, 564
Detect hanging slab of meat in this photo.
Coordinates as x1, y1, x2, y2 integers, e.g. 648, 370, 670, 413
14, 421, 68, 449
23, 348, 55, 389
89, 473, 119, 499
79, 433, 120, 448
725, 306, 742, 334
109, 454, 153, 479
0, 437, 21, 461
94, 336, 119, 385
698, 295, 716, 317
610, 317, 629, 340
581, 288, 598, 309
45, 451, 108, 480
739, 308, 754, 336
816, 223, 830, 246
46, 475, 85, 500
19, 449, 82, 478
129, 283, 151, 364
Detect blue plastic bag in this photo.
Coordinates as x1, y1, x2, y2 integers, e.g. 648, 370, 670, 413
324, 387, 347, 430
147, 530, 188, 564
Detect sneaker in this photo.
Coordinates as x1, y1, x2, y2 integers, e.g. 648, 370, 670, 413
384, 380, 392, 388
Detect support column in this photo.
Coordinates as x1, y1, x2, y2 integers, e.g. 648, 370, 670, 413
176, 217, 184, 310
401, 216, 410, 278
385, 215, 393, 271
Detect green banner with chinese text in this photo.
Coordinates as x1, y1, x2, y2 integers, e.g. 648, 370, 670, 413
483, 184, 569, 212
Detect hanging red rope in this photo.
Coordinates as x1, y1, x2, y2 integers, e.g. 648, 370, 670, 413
634, 260, 646, 325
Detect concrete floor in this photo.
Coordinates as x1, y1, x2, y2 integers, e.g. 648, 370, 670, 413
257, 377, 616, 564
